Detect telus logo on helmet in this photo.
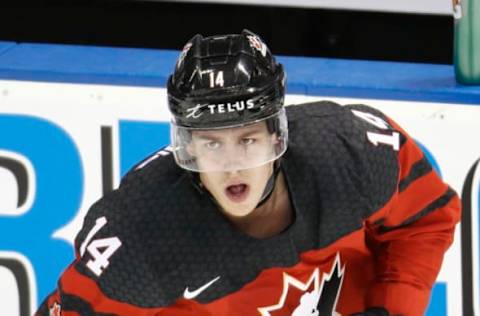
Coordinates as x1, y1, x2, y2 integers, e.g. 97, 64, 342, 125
186, 99, 256, 119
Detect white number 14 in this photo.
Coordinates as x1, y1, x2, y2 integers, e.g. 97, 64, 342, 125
79, 216, 122, 277
367, 131, 400, 151
352, 109, 400, 151
209, 71, 224, 88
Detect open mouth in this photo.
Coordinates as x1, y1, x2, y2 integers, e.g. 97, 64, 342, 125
225, 184, 249, 203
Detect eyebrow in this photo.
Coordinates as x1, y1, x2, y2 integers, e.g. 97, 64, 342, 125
193, 126, 265, 141
194, 134, 221, 142
240, 129, 264, 138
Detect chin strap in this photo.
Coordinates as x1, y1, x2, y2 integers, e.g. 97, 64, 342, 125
255, 160, 282, 208
189, 160, 282, 209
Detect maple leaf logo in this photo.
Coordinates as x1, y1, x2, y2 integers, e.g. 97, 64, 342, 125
258, 253, 345, 316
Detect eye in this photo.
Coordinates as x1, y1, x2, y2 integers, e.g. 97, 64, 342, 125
241, 138, 255, 145
204, 141, 221, 150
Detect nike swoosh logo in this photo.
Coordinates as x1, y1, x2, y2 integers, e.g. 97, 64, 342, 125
183, 276, 221, 300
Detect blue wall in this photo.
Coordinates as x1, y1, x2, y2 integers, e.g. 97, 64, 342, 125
0, 42, 479, 104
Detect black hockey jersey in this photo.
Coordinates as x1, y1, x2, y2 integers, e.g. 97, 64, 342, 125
36, 101, 460, 316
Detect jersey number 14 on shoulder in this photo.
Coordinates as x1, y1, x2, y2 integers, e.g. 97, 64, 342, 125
79, 216, 123, 277
351, 109, 400, 151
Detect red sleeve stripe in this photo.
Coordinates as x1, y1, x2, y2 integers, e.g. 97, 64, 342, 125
59, 290, 114, 316
46, 290, 61, 309
398, 156, 433, 193
388, 118, 425, 180
397, 138, 425, 181
380, 187, 456, 232
59, 263, 166, 315
383, 170, 448, 226
61, 312, 82, 316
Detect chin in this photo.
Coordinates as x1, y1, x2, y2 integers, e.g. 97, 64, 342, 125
222, 202, 256, 218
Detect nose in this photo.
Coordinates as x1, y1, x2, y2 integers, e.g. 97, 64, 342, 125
225, 169, 241, 178
221, 144, 247, 171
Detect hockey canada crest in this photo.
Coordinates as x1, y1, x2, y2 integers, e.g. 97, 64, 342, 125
247, 35, 267, 57
258, 253, 345, 316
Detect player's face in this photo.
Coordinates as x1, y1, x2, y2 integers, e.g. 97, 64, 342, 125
199, 162, 274, 217
193, 122, 275, 217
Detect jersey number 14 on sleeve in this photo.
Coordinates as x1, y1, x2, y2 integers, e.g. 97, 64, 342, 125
79, 216, 122, 277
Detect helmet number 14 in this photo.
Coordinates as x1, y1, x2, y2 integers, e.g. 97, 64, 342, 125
209, 71, 225, 88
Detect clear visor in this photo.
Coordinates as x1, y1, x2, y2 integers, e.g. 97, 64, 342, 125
171, 109, 288, 172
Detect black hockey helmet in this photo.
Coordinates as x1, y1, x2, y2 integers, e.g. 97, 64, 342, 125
167, 30, 288, 172
167, 29, 286, 129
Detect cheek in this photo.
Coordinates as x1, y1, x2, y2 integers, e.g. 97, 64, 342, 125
249, 165, 273, 188
200, 173, 223, 195
196, 157, 213, 170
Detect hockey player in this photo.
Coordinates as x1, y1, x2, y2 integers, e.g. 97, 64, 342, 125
36, 30, 460, 316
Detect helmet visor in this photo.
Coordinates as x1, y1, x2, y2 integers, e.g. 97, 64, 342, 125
171, 109, 288, 172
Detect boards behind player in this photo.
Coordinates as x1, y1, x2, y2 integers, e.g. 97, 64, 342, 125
35, 30, 460, 316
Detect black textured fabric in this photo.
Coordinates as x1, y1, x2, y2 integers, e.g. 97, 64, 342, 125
74, 101, 400, 308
